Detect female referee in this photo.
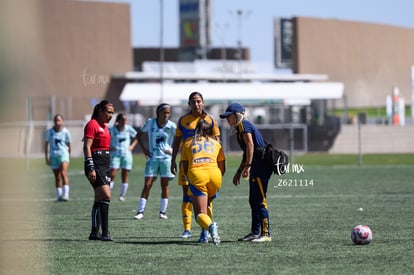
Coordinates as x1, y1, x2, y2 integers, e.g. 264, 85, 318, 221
83, 100, 114, 241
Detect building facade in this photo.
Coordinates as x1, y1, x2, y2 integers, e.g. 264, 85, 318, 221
290, 17, 414, 109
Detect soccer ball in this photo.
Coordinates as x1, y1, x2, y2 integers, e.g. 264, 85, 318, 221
351, 224, 373, 245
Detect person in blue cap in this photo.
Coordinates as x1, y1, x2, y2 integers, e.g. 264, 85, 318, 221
220, 103, 273, 242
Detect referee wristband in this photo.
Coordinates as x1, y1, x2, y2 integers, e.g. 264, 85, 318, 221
84, 157, 95, 172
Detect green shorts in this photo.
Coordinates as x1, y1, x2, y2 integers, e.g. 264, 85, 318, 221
144, 158, 175, 179
50, 153, 69, 170
110, 152, 133, 170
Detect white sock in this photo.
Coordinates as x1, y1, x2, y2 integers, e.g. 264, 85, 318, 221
109, 181, 114, 190
137, 198, 147, 213
63, 185, 70, 198
56, 187, 62, 199
160, 198, 168, 213
120, 183, 128, 197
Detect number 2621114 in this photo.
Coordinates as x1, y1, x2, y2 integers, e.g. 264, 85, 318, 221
274, 179, 314, 188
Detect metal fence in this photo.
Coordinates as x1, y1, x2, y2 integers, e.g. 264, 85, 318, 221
0, 119, 307, 161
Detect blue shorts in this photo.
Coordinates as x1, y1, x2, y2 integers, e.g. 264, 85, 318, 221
50, 153, 69, 170
145, 158, 175, 179
110, 152, 133, 170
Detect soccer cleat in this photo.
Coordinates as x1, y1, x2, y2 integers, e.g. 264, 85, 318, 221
180, 230, 192, 238
61, 195, 69, 201
208, 222, 220, 245
119, 196, 126, 202
88, 232, 102, 241
251, 235, 272, 243
134, 212, 144, 220
198, 229, 209, 243
238, 233, 260, 241
159, 212, 168, 219
101, 232, 113, 242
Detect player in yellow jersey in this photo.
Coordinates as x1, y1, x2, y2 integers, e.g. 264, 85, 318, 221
171, 92, 220, 241
181, 119, 226, 245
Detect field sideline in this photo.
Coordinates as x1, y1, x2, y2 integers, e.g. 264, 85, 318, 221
0, 153, 413, 274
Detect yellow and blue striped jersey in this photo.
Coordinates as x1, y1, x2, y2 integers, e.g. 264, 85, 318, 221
175, 111, 220, 142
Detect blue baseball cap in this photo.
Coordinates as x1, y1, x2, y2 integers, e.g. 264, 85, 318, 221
219, 103, 245, 119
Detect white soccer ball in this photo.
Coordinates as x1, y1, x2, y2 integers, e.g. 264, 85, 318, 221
351, 224, 373, 245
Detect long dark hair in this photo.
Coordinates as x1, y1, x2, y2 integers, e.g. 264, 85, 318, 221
188, 91, 204, 105
91, 100, 112, 120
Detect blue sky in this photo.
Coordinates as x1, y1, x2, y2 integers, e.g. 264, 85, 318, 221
92, 0, 413, 64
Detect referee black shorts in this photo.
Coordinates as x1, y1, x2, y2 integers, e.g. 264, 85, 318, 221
85, 150, 111, 189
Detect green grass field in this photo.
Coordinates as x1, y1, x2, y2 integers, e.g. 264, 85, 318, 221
1, 154, 413, 274
327, 106, 412, 119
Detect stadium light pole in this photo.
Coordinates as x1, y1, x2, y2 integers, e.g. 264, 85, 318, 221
159, 0, 164, 103
230, 9, 251, 81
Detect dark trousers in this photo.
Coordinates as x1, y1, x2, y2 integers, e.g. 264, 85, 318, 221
249, 165, 272, 236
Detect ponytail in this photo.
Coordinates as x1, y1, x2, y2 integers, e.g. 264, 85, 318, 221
92, 100, 113, 120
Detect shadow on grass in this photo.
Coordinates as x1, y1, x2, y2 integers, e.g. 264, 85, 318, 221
114, 235, 237, 245
4, 237, 237, 246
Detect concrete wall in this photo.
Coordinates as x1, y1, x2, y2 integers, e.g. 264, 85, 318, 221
329, 125, 414, 154
292, 17, 414, 109
1, 0, 133, 122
